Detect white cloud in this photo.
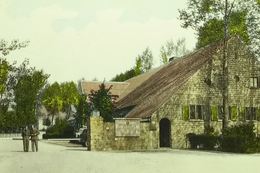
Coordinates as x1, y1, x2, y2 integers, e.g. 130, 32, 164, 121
0, 3, 196, 83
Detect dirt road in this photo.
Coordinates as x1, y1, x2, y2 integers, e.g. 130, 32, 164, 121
0, 139, 260, 173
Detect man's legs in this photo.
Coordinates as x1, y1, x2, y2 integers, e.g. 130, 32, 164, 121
23, 139, 26, 152
35, 140, 38, 152
31, 140, 36, 152
25, 139, 29, 152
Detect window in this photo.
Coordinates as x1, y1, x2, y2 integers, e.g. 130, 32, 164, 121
189, 105, 195, 119
218, 106, 223, 120
197, 105, 202, 119
245, 107, 257, 120
217, 105, 231, 120
250, 77, 258, 88
189, 105, 203, 120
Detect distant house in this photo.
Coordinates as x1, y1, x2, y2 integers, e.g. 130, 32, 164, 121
79, 66, 163, 102
79, 81, 129, 101
87, 37, 260, 151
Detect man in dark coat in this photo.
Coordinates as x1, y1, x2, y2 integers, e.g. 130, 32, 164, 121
22, 126, 30, 152
30, 126, 40, 152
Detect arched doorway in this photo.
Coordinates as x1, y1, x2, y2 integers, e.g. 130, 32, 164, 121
159, 118, 171, 147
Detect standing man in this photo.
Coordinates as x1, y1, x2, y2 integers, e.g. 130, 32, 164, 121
30, 125, 40, 152
21, 126, 30, 152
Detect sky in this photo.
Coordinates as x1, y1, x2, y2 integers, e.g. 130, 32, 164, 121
0, 0, 196, 83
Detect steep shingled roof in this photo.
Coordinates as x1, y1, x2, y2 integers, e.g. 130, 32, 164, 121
80, 67, 164, 101
80, 81, 129, 97
117, 66, 164, 100
116, 41, 224, 118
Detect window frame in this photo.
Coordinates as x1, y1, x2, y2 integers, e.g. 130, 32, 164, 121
189, 105, 204, 120
245, 107, 257, 121
249, 77, 258, 88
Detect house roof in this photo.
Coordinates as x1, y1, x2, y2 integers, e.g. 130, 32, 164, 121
80, 66, 163, 100
116, 40, 224, 118
80, 81, 129, 97
117, 66, 164, 100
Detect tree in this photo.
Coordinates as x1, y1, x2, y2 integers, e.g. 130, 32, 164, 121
60, 82, 80, 118
0, 39, 28, 56
0, 40, 28, 115
111, 69, 136, 82
89, 83, 117, 122
179, 0, 260, 129
14, 62, 49, 127
160, 38, 190, 64
134, 57, 143, 76
0, 59, 13, 114
0, 40, 28, 130
75, 94, 89, 128
42, 82, 63, 125
111, 47, 153, 82
196, 11, 249, 48
179, 0, 260, 56
138, 47, 153, 73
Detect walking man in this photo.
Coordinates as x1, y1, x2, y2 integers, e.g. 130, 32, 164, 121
30, 126, 40, 152
21, 126, 30, 152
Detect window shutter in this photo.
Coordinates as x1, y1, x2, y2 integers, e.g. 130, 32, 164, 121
238, 107, 245, 121
182, 105, 189, 121
211, 106, 218, 121
257, 108, 260, 121
230, 106, 238, 121
257, 77, 260, 88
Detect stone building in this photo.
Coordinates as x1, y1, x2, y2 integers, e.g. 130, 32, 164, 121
87, 37, 260, 151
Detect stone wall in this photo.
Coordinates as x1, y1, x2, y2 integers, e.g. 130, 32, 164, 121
89, 116, 158, 151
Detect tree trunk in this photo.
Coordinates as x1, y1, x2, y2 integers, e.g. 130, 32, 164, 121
222, 0, 229, 129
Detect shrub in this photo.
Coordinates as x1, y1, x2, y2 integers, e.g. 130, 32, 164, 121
220, 122, 257, 153
186, 133, 218, 150
43, 118, 75, 139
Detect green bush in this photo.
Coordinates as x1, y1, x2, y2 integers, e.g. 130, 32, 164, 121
220, 122, 257, 153
186, 133, 218, 150
43, 118, 75, 139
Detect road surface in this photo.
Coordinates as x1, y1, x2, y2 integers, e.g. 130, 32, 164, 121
0, 139, 260, 173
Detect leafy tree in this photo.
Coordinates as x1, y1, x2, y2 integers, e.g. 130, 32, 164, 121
75, 94, 89, 128
134, 56, 143, 75
0, 39, 28, 56
0, 59, 13, 114
42, 82, 63, 125
89, 83, 117, 122
196, 11, 249, 48
111, 47, 154, 82
14, 62, 49, 127
179, 0, 260, 58
111, 69, 136, 82
160, 38, 190, 64
179, 0, 260, 129
138, 47, 153, 73
0, 40, 28, 116
60, 82, 80, 118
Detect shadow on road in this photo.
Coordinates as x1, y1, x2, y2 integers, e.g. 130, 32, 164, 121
65, 148, 88, 152
11, 151, 26, 153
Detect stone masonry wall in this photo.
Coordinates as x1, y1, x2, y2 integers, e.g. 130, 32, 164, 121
89, 116, 158, 151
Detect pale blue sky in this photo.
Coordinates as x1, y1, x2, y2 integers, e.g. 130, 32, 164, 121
0, 0, 196, 82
